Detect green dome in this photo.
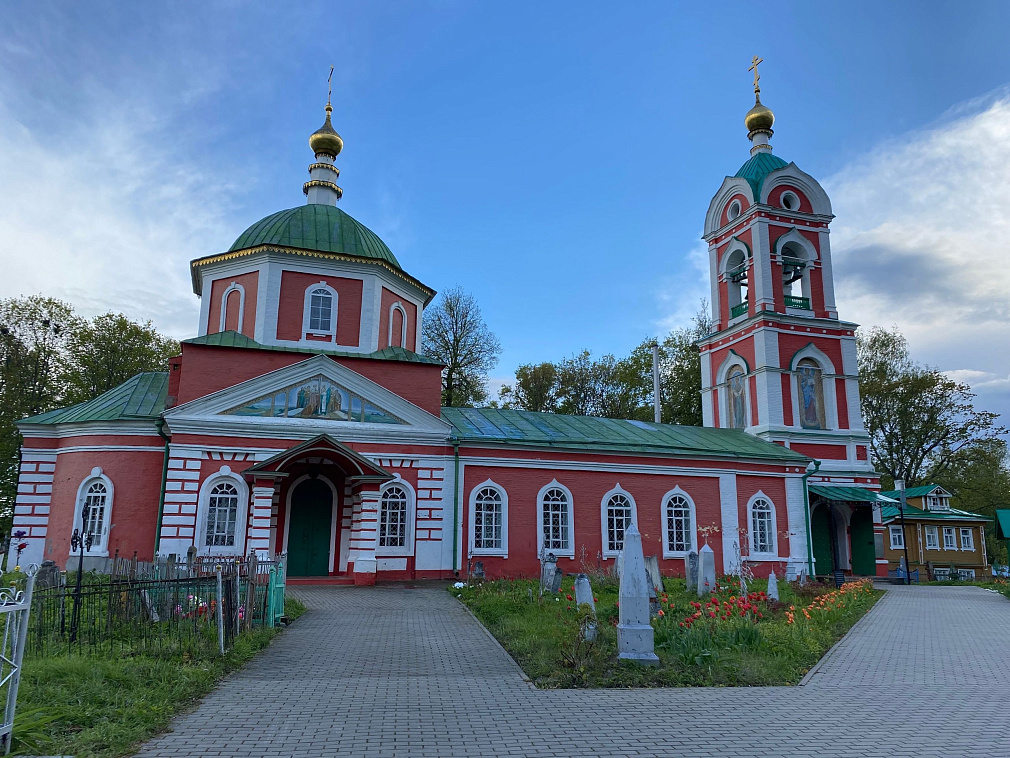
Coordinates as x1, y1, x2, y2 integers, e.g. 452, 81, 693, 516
229, 204, 400, 269
734, 152, 788, 200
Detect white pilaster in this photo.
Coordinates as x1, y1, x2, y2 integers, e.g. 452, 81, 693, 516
784, 474, 808, 575
718, 473, 740, 574
247, 486, 274, 556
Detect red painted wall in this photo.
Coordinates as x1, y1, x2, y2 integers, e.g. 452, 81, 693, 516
45, 449, 165, 567
781, 373, 794, 426
276, 271, 363, 346
206, 272, 259, 339
377, 288, 418, 351
835, 378, 850, 430
736, 474, 790, 570
766, 185, 814, 214
791, 442, 847, 460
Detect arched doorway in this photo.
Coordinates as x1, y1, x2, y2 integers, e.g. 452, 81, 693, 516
849, 508, 876, 576
287, 478, 334, 576
811, 503, 834, 575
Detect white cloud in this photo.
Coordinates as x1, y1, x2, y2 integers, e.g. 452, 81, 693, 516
654, 239, 710, 333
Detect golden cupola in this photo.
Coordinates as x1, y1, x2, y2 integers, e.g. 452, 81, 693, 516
745, 96, 775, 134
309, 103, 344, 158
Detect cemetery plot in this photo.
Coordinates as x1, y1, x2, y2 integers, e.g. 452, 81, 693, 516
451, 574, 881, 688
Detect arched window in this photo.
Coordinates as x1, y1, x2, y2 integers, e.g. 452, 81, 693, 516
539, 485, 572, 555
603, 491, 634, 555
724, 246, 750, 316
728, 366, 748, 429
379, 485, 409, 548
74, 470, 113, 555
796, 358, 825, 430
472, 484, 506, 552
780, 241, 810, 305
749, 497, 775, 556
205, 482, 239, 548
218, 282, 245, 334
308, 287, 334, 333
389, 303, 407, 348
663, 492, 695, 555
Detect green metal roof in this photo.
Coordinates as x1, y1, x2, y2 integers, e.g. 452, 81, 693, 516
229, 205, 400, 269
21, 372, 168, 426
734, 152, 789, 199
442, 407, 809, 462
809, 485, 895, 503
995, 509, 1010, 540
880, 503, 990, 523
879, 484, 942, 500
183, 331, 442, 365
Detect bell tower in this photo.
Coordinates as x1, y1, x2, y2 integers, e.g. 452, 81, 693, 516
697, 60, 875, 484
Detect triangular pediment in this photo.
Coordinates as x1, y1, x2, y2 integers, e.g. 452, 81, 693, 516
164, 354, 450, 442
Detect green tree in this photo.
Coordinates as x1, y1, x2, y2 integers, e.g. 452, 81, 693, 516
857, 325, 1007, 485
421, 286, 502, 407
64, 313, 179, 405
498, 362, 559, 413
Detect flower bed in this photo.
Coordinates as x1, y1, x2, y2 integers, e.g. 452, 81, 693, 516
453, 575, 880, 688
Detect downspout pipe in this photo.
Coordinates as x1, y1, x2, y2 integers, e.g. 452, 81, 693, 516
452, 437, 460, 578
154, 417, 171, 556
802, 459, 820, 578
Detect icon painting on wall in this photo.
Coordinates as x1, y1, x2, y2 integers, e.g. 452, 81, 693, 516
225, 375, 404, 424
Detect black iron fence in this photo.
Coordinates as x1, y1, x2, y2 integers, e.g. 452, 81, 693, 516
27, 554, 287, 658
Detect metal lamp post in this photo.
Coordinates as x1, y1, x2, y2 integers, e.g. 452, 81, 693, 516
68, 503, 94, 643
894, 479, 912, 586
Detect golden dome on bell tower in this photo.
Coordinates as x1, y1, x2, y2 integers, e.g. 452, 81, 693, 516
309, 103, 344, 158
745, 96, 775, 134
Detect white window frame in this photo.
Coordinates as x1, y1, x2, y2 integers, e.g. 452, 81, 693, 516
747, 492, 778, 559
959, 527, 974, 551
943, 526, 956, 550
218, 281, 246, 334
468, 479, 508, 557
958, 568, 976, 580
536, 480, 575, 559
377, 478, 415, 557
889, 525, 905, 550
72, 467, 114, 557
196, 467, 249, 557
933, 566, 951, 580
924, 525, 939, 550
600, 484, 638, 558
301, 282, 339, 339
662, 487, 697, 558
388, 302, 408, 348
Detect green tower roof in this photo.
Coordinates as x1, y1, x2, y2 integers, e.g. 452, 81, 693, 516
734, 152, 789, 200
229, 204, 400, 269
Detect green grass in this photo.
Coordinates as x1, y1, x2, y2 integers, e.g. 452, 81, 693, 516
454, 575, 881, 688
12, 597, 307, 757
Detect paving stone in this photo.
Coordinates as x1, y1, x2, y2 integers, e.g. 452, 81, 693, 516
135, 584, 1010, 758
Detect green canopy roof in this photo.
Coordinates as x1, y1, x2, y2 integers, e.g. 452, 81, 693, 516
880, 503, 990, 523
21, 372, 168, 426
183, 331, 442, 365
442, 407, 809, 462
735, 152, 789, 199
229, 205, 400, 269
879, 484, 943, 500
809, 485, 895, 503
995, 509, 1010, 540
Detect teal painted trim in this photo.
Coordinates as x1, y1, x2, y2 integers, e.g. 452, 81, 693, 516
452, 439, 460, 575
802, 461, 820, 577
154, 418, 171, 555
730, 302, 749, 319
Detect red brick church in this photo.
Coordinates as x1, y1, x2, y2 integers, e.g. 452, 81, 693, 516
11, 76, 891, 584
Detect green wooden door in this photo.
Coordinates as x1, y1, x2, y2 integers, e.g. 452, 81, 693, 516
849, 507, 876, 576
287, 479, 333, 577
811, 504, 834, 576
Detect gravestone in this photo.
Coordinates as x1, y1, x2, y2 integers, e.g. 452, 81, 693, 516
799, 567, 807, 587
617, 524, 659, 664
540, 553, 561, 594
36, 560, 60, 589
686, 551, 699, 593
472, 561, 486, 581
612, 551, 623, 579
573, 573, 598, 641
767, 571, 779, 602
644, 555, 664, 594
697, 543, 716, 596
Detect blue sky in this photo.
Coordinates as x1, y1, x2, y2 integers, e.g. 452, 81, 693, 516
2, 1, 1010, 419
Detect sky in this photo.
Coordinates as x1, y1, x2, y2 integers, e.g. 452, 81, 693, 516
1, 1, 1010, 420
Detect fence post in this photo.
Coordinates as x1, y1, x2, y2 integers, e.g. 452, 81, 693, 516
2, 566, 38, 755
215, 565, 225, 656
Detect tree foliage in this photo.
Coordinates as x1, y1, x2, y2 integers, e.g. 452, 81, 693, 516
0, 296, 178, 523
421, 286, 502, 407
857, 325, 1007, 486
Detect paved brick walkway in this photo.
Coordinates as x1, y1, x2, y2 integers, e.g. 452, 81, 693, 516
136, 584, 1010, 757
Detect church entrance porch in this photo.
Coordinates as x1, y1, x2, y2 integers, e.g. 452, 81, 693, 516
242, 434, 394, 585
808, 486, 893, 578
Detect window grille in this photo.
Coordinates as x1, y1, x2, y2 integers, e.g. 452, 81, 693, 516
750, 498, 774, 554
605, 493, 633, 553
206, 482, 239, 547
379, 485, 409, 548
541, 488, 570, 552
665, 494, 693, 553
308, 288, 333, 332
83, 482, 107, 539
473, 487, 503, 550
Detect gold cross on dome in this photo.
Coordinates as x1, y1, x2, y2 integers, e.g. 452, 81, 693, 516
327, 65, 334, 107
748, 55, 763, 95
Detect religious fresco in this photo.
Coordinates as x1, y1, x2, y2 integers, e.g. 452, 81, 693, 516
225, 375, 404, 424
796, 358, 826, 429
728, 367, 747, 429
